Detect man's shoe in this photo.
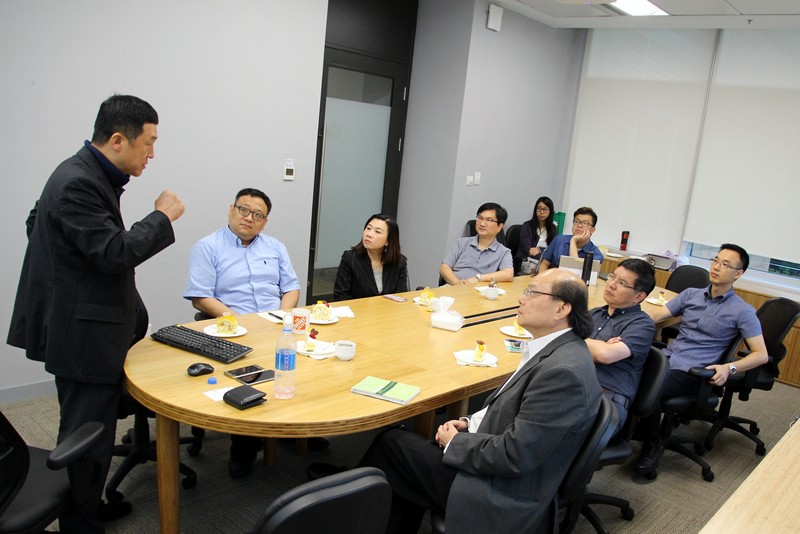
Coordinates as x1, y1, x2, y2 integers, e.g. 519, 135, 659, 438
635, 441, 664, 474
228, 458, 254, 478
98, 500, 133, 522
307, 462, 347, 480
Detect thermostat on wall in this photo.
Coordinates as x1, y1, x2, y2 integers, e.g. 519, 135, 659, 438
284, 159, 295, 181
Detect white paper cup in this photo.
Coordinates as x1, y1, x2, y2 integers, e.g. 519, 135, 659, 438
292, 308, 310, 334
334, 340, 356, 361
484, 287, 499, 300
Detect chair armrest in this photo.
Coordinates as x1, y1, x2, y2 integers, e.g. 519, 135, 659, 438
47, 421, 104, 470
688, 367, 716, 409
688, 367, 714, 380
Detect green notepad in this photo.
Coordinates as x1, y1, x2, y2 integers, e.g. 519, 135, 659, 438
351, 376, 420, 405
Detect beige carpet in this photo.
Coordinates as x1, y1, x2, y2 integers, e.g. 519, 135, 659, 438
2, 382, 798, 534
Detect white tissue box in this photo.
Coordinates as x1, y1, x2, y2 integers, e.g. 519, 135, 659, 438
431, 311, 464, 331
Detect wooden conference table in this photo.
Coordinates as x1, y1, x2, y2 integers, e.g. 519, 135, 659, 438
125, 276, 675, 533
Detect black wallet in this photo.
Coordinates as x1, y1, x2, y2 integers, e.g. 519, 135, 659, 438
223, 385, 267, 410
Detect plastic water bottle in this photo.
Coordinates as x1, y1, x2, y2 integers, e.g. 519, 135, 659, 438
274, 316, 296, 399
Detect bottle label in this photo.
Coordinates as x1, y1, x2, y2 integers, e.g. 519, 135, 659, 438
276, 349, 296, 371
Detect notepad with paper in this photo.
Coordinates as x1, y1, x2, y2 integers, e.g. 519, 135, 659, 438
351, 376, 420, 405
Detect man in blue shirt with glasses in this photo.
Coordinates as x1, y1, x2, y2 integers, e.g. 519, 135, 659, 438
539, 206, 604, 270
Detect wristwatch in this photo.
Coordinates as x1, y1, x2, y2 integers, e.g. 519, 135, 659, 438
475, 273, 483, 281
728, 363, 737, 375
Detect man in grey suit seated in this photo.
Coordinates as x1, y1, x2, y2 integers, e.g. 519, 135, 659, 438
360, 269, 602, 533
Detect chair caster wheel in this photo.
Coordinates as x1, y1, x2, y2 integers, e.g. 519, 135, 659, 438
644, 470, 658, 480
106, 490, 125, 503
188, 443, 202, 456
694, 443, 706, 455
702, 469, 714, 482
755, 444, 766, 456
751, 425, 760, 436
621, 507, 635, 521
182, 473, 197, 489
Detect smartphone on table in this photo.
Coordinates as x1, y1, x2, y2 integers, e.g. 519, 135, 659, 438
224, 364, 275, 385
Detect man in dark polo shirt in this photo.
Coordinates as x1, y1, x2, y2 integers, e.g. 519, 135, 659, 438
585, 258, 656, 434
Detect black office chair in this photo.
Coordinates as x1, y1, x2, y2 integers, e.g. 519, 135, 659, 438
701, 297, 800, 455
251, 466, 391, 534
0, 409, 104, 533
504, 224, 522, 274
643, 336, 743, 482
558, 396, 617, 533
105, 388, 201, 503
659, 265, 709, 343
581, 347, 669, 534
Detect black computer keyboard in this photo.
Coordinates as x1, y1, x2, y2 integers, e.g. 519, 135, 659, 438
150, 325, 252, 364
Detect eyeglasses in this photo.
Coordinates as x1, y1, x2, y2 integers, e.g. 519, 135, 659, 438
536, 206, 550, 213
572, 219, 594, 228
234, 205, 267, 222
523, 287, 558, 299
606, 273, 636, 290
476, 215, 499, 224
710, 258, 742, 270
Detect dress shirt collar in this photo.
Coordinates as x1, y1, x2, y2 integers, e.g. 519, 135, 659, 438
704, 285, 735, 302
83, 140, 130, 196
224, 225, 261, 247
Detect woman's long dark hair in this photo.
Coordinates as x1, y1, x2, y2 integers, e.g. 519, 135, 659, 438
352, 214, 404, 266
527, 196, 557, 246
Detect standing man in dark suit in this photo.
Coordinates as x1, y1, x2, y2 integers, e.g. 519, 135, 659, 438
7, 95, 184, 533
360, 269, 602, 533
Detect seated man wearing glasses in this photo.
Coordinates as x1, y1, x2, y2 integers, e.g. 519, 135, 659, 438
439, 202, 514, 285
184, 187, 302, 477
585, 258, 656, 434
538, 206, 604, 271
634, 243, 767, 475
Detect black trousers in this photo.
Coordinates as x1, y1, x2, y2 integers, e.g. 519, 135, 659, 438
638, 369, 701, 443
55, 376, 122, 534
359, 428, 458, 534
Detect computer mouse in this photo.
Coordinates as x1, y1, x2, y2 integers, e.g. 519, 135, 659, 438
187, 362, 215, 377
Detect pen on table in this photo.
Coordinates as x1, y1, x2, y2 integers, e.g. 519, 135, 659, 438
269, 312, 285, 321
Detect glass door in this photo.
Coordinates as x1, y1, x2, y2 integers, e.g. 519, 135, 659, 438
308, 49, 408, 302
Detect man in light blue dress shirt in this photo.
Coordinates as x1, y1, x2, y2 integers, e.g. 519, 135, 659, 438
184, 188, 301, 477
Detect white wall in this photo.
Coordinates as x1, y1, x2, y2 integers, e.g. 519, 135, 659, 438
400, 0, 586, 287
0, 0, 327, 402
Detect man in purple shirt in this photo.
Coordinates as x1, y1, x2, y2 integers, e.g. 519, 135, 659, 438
635, 244, 767, 474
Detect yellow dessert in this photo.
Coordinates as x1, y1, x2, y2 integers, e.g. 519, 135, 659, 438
419, 287, 435, 305
474, 340, 486, 363
216, 315, 238, 334
305, 332, 317, 352
311, 301, 332, 320
658, 291, 667, 304
513, 318, 525, 336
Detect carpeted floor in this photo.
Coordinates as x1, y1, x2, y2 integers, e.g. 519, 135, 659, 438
2, 381, 798, 533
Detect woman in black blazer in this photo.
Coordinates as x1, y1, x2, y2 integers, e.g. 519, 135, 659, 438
334, 214, 409, 300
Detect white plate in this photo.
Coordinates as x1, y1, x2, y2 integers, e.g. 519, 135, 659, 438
453, 350, 498, 367
606, 252, 623, 258
297, 340, 335, 357
645, 297, 668, 307
500, 325, 532, 339
203, 325, 247, 338
309, 315, 339, 325
475, 286, 506, 296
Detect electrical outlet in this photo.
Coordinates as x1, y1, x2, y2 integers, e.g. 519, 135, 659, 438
466, 175, 474, 186
474, 171, 481, 186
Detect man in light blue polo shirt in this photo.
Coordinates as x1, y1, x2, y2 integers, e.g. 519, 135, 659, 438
184, 187, 301, 477
539, 206, 604, 270
184, 188, 300, 316
439, 202, 514, 285
634, 243, 767, 475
